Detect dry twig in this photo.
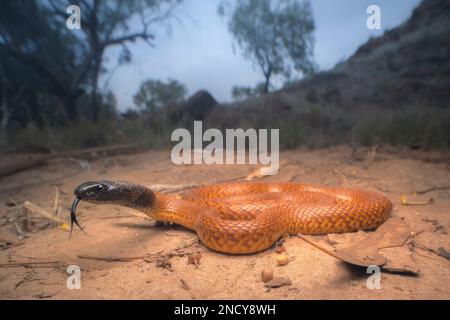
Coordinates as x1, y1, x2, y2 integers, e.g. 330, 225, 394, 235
0, 261, 62, 268
77, 237, 200, 264
415, 186, 450, 195
23, 201, 67, 224
78, 255, 146, 262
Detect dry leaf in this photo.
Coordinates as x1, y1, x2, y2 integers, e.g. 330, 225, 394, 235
275, 245, 286, 254
380, 246, 420, 275
299, 218, 412, 268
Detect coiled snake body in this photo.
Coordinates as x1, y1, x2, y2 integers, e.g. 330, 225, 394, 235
72, 181, 393, 254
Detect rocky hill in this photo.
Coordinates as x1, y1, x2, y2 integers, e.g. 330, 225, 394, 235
220, 0, 449, 113
279, 0, 450, 109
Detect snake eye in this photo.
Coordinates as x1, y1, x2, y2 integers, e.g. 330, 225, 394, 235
75, 181, 112, 200
85, 184, 105, 197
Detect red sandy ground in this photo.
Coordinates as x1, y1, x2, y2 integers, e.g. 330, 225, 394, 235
0, 146, 449, 299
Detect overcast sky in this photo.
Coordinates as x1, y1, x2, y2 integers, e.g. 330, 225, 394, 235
106, 0, 422, 111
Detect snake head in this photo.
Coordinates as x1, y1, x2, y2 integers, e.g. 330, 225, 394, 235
70, 180, 156, 236
70, 181, 117, 237
74, 181, 115, 203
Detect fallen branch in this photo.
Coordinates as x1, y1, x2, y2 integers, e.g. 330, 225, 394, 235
0, 157, 48, 178
0, 143, 140, 179
0, 170, 79, 194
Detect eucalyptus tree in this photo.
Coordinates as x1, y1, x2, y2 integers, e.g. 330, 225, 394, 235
0, 0, 182, 122
220, 0, 316, 93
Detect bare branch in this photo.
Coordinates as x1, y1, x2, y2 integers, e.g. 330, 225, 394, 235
102, 32, 155, 47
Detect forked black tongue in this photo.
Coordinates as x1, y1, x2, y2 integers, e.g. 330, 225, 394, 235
70, 197, 86, 237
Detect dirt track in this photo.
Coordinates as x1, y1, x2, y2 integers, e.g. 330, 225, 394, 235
0, 146, 449, 299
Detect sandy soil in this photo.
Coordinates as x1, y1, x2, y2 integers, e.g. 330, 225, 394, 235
0, 146, 449, 300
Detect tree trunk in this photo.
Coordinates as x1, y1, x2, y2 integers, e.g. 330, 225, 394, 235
262, 67, 272, 94
263, 76, 270, 94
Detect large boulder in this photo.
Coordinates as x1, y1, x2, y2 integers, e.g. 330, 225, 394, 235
168, 90, 218, 123
183, 90, 218, 121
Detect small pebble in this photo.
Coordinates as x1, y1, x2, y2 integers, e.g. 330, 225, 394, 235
275, 255, 289, 266
261, 269, 273, 282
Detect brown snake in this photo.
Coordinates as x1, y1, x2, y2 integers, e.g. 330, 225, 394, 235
71, 181, 393, 254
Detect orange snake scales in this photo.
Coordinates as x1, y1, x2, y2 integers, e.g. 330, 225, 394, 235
72, 181, 393, 254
